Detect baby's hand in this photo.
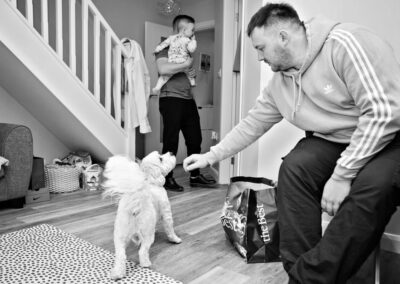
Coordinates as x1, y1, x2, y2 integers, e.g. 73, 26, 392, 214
187, 39, 197, 53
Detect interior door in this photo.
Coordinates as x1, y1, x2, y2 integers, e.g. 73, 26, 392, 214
144, 21, 172, 156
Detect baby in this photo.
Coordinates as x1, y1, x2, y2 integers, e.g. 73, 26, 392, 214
152, 21, 197, 95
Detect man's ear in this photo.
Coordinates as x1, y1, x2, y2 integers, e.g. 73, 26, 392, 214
279, 30, 289, 46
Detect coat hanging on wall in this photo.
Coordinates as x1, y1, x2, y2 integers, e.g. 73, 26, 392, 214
121, 38, 152, 134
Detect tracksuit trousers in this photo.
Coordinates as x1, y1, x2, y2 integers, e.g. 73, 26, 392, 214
278, 133, 400, 284
159, 97, 202, 177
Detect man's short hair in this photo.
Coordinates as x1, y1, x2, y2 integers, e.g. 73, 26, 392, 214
172, 15, 195, 32
247, 3, 302, 37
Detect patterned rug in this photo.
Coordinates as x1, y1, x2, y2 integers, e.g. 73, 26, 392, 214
0, 224, 182, 284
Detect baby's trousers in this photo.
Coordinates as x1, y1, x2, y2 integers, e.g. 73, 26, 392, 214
278, 134, 400, 284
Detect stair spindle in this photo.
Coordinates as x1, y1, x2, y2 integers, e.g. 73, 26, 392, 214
69, 0, 76, 74
94, 15, 101, 101
25, 0, 33, 25
105, 31, 112, 115
82, 0, 89, 87
55, 0, 63, 59
40, 0, 49, 43
114, 44, 122, 125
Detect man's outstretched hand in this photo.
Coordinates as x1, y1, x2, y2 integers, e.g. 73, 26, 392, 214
183, 154, 209, 172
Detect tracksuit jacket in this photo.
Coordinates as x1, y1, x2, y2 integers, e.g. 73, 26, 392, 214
205, 16, 400, 181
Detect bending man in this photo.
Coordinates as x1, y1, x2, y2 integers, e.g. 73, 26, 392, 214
184, 3, 400, 283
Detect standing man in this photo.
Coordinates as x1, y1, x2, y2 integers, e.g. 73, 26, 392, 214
155, 15, 216, 192
184, 3, 400, 283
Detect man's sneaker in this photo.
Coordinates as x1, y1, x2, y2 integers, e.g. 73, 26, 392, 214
164, 177, 184, 192
190, 174, 217, 188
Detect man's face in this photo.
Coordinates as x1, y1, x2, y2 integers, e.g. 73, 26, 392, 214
250, 26, 293, 72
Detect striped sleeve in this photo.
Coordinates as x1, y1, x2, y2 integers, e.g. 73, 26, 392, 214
328, 28, 400, 181
205, 87, 283, 165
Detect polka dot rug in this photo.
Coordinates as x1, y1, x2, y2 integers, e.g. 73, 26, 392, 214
0, 224, 182, 284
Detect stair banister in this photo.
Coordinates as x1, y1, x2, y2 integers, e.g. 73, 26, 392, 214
7, 0, 129, 132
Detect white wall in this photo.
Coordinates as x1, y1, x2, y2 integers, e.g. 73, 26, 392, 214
93, 0, 172, 48
256, 0, 400, 234
289, 0, 400, 62
0, 86, 69, 164
92, 0, 216, 49
180, 0, 215, 24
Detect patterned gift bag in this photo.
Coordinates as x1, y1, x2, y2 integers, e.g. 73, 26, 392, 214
221, 176, 280, 263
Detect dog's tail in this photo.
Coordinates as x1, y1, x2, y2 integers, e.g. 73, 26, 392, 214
101, 155, 146, 200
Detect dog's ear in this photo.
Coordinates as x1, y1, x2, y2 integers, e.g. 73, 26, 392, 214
140, 163, 166, 186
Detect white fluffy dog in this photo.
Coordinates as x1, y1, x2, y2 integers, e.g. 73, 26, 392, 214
102, 151, 182, 280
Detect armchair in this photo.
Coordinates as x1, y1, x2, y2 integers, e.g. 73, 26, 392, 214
0, 123, 33, 208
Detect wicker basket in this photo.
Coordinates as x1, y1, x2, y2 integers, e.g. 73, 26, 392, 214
45, 164, 81, 193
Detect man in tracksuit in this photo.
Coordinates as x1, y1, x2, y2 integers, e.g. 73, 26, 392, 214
183, 3, 400, 283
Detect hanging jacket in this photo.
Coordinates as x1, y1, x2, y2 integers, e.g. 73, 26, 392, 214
121, 38, 151, 134
205, 16, 400, 182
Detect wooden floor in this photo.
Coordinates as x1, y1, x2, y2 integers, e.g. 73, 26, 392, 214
1, 166, 399, 284
0, 167, 287, 284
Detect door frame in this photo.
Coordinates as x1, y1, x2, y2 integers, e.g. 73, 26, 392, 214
217, 0, 263, 184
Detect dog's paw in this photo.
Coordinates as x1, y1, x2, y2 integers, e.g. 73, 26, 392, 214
110, 267, 126, 280
168, 235, 182, 244
139, 259, 152, 268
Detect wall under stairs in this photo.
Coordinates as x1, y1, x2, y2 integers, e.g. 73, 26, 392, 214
0, 0, 132, 162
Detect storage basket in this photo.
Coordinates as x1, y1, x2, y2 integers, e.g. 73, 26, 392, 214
45, 164, 81, 193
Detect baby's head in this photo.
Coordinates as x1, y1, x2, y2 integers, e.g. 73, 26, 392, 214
173, 15, 195, 37
181, 23, 195, 37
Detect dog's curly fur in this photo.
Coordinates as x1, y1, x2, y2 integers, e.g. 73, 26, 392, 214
102, 151, 182, 280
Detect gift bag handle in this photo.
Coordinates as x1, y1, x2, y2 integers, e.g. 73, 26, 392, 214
230, 176, 277, 190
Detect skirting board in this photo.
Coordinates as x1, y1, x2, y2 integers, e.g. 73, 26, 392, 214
322, 220, 400, 255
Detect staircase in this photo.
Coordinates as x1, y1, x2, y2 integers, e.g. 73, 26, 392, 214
0, 0, 134, 162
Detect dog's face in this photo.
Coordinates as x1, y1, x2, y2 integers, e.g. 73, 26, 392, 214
140, 151, 176, 186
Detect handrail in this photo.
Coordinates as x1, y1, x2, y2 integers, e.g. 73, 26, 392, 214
6, 0, 129, 130
86, 0, 128, 57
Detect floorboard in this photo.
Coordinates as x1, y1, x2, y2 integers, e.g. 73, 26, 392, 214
0, 166, 398, 283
